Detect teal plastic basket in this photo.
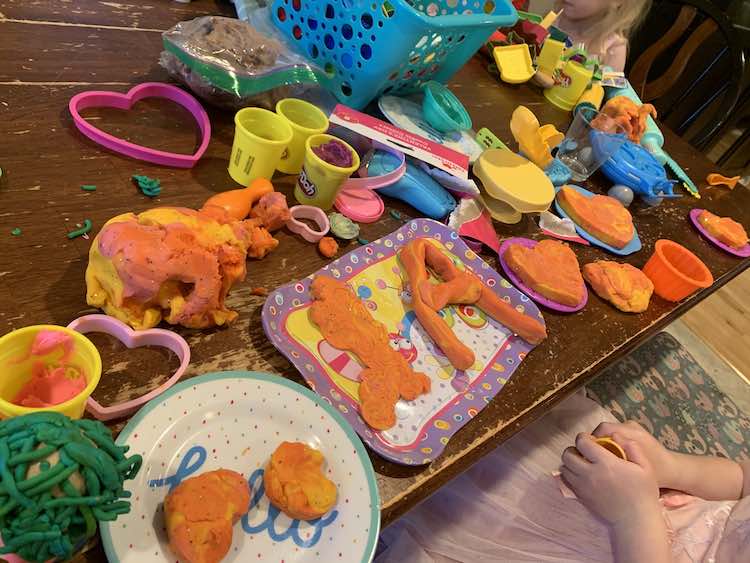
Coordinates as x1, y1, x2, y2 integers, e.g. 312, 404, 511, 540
272, 0, 518, 109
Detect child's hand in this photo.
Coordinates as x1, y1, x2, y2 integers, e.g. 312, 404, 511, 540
561, 433, 661, 526
593, 420, 678, 488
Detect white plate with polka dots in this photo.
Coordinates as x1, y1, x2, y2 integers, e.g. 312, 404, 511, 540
101, 371, 380, 563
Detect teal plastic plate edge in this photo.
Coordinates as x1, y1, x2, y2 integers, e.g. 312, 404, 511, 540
554, 184, 642, 256
100, 371, 381, 563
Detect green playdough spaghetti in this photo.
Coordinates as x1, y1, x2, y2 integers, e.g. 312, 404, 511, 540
0, 412, 141, 562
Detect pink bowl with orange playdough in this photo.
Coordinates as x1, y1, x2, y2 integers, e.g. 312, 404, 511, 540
0, 325, 101, 419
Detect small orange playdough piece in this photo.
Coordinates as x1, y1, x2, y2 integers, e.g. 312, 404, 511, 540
399, 239, 546, 371
165, 469, 251, 563
698, 210, 749, 249
201, 178, 275, 221
310, 275, 430, 430
706, 173, 740, 190
505, 239, 584, 306
557, 186, 634, 249
318, 236, 339, 258
582, 261, 654, 313
264, 442, 337, 521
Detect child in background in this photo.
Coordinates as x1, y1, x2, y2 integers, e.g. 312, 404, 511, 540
553, 0, 652, 71
376, 391, 749, 562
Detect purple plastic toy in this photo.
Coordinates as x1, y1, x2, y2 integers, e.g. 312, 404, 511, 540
69, 82, 211, 168
498, 237, 588, 313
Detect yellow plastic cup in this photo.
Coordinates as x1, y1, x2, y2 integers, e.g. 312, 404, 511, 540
229, 108, 293, 185
536, 39, 565, 75
0, 325, 102, 419
544, 60, 594, 111
275, 98, 330, 175
295, 134, 361, 210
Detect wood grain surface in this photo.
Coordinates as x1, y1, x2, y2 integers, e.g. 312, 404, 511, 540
1, 1, 749, 560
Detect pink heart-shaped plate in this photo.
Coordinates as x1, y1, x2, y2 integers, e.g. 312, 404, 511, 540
67, 314, 190, 421
69, 82, 211, 168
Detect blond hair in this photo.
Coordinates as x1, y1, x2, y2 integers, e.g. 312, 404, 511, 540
589, 0, 653, 48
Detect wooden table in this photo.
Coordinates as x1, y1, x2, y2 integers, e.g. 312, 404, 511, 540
1, 1, 749, 559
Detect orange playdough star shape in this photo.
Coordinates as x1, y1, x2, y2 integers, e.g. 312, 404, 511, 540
264, 442, 338, 521
165, 469, 251, 563
505, 239, 584, 306
310, 275, 430, 430
557, 186, 634, 249
698, 210, 749, 249
582, 261, 654, 313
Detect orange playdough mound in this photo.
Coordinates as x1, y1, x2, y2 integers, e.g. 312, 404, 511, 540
505, 240, 584, 306
698, 210, 748, 249
165, 469, 251, 563
582, 261, 654, 313
264, 442, 337, 521
557, 187, 634, 249
310, 275, 430, 430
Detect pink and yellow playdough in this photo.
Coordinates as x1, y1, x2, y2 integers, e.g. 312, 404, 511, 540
10, 331, 87, 408
86, 191, 290, 330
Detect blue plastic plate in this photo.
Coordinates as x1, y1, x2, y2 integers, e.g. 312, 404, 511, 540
554, 184, 642, 256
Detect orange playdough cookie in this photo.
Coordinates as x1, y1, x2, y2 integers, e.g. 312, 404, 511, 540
505, 240, 584, 306
165, 469, 251, 563
557, 186, 634, 249
698, 210, 748, 249
582, 261, 654, 313
264, 442, 337, 521
310, 275, 430, 430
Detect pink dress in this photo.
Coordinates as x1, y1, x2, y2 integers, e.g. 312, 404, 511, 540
377, 391, 750, 562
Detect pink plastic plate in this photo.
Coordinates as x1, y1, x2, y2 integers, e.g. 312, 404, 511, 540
689, 208, 750, 258
262, 219, 545, 465
498, 237, 588, 313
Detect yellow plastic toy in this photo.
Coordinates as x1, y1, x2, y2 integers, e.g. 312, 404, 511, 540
493, 44, 535, 84
229, 107, 293, 186
510, 106, 564, 170
544, 60, 594, 111
473, 149, 555, 224
536, 38, 565, 75
706, 173, 741, 190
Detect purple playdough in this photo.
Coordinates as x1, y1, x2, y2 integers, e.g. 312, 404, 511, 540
313, 139, 353, 168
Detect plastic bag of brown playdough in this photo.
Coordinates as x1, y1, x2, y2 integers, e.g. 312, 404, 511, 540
160, 15, 323, 109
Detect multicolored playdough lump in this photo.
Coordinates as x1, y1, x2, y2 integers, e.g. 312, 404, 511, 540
86, 193, 288, 330
0, 412, 141, 563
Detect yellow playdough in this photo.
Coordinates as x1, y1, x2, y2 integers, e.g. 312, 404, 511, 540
473, 149, 555, 224
510, 106, 564, 169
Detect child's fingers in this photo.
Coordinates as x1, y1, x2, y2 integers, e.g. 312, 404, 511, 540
593, 421, 618, 437
562, 446, 589, 474
560, 466, 580, 490
619, 439, 650, 468
575, 433, 609, 463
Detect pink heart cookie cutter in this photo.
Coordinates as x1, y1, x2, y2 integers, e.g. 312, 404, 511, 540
67, 314, 190, 421
69, 82, 211, 168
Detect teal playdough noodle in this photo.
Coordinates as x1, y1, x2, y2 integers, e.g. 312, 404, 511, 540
0, 412, 141, 562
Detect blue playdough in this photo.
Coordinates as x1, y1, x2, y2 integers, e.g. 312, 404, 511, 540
597, 139, 678, 200
544, 157, 573, 187
555, 184, 642, 256
368, 153, 456, 219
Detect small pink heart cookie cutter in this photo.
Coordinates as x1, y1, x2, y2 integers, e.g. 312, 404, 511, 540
69, 82, 211, 168
67, 314, 190, 421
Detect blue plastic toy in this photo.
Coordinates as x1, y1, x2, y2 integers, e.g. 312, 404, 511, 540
271, 0, 519, 109
422, 81, 472, 133
369, 153, 457, 219
597, 139, 679, 200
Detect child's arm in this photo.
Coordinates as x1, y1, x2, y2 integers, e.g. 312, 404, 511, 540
595, 421, 748, 500
562, 434, 671, 563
